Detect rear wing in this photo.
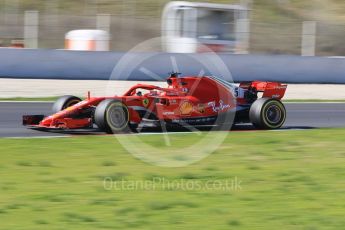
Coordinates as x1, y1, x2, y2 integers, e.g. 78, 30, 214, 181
239, 81, 287, 99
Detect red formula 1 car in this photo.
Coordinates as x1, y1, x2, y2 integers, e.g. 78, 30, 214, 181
23, 73, 287, 133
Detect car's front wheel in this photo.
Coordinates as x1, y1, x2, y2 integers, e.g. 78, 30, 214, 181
94, 99, 137, 134
249, 98, 286, 129
52, 95, 82, 113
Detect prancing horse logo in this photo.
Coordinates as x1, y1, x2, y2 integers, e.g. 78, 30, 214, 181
142, 98, 149, 107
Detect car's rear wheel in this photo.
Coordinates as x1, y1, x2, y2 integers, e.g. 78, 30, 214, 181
249, 98, 286, 129
94, 99, 137, 134
52, 95, 82, 113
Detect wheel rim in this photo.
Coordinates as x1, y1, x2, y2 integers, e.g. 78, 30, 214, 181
107, 104, 128, 130
63, 99, 80, 109
265, 105, 282, 124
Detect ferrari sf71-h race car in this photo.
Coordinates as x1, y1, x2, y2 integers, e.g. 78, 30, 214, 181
23, 73, 287, 133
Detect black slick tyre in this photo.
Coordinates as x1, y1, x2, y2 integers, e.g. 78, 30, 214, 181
94, 99, 136, 134
249, 98, 286, 129
52, 95, 82, 113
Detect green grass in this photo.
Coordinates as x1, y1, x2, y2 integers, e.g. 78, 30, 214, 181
0, 129, 344, 229
0, 97, 60, 102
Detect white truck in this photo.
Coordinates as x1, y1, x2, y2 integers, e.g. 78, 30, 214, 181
162, 1, 250, 53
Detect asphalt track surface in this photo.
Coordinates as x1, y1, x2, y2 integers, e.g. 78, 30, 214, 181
0, 102, 345, 138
